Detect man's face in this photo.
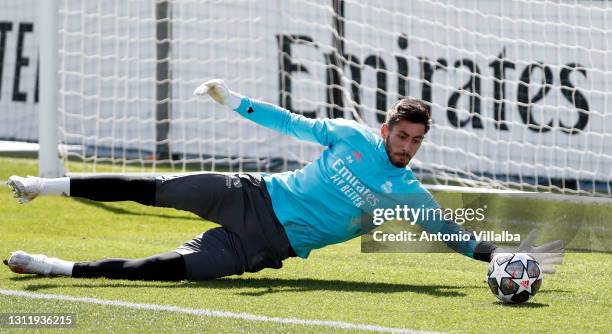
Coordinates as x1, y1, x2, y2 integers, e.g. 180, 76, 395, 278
381, 120, 426, 168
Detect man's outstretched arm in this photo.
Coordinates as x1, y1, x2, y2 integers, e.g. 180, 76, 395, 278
410, 186, 564, 273
194, 79, 356, 147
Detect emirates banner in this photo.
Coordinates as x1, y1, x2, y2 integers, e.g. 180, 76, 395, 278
1, 1, 610, 187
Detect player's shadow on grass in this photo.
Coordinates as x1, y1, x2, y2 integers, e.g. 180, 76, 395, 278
493, 301, 549, 308
18, 277, 481, 298
72, 198, 201, 221
9, 276, 47, 282
200, 278, 475, 297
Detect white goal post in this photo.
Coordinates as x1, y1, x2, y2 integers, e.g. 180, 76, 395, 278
32, 0, 611, 197
38, 0, 61, 178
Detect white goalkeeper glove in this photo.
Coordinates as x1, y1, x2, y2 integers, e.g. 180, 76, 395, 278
492, 229, 565, 274
193, 79, 243, 110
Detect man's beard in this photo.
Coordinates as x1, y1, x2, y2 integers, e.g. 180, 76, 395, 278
384, 134, 410, 168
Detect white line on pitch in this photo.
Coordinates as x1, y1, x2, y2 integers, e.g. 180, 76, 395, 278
0, 289, 441, 334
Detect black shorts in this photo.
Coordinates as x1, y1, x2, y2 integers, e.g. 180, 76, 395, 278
154, 172, 295, 280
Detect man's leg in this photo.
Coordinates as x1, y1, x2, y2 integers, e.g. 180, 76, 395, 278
4, 251, 186, 281
5, 228, 245, 281
70, 175, 156, 205
174, 227, 246, 280
72, 251, 186, 281
7, 175, 156, 205
7, 173, 238, 223
70, 173, 246, 224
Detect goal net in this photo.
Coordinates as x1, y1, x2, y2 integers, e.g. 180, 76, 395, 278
48, 0, 611, 196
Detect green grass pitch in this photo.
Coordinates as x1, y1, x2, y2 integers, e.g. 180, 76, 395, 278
0, 157, 610, 333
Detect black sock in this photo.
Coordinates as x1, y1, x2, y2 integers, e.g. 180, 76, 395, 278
70, 175, 156, 205
72, 251, 186, 281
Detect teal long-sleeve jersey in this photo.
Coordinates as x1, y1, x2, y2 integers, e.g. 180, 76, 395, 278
233, 96, 480, 259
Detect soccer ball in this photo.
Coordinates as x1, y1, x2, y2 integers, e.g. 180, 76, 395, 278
487, 253, 543, 304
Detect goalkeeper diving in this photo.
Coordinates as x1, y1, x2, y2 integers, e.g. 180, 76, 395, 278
4, 79, 564, 281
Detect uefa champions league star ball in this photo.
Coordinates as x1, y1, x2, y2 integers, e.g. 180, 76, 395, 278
487, 253, 543, 304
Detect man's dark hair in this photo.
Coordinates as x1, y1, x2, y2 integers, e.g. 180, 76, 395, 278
385, 98, 431, 133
